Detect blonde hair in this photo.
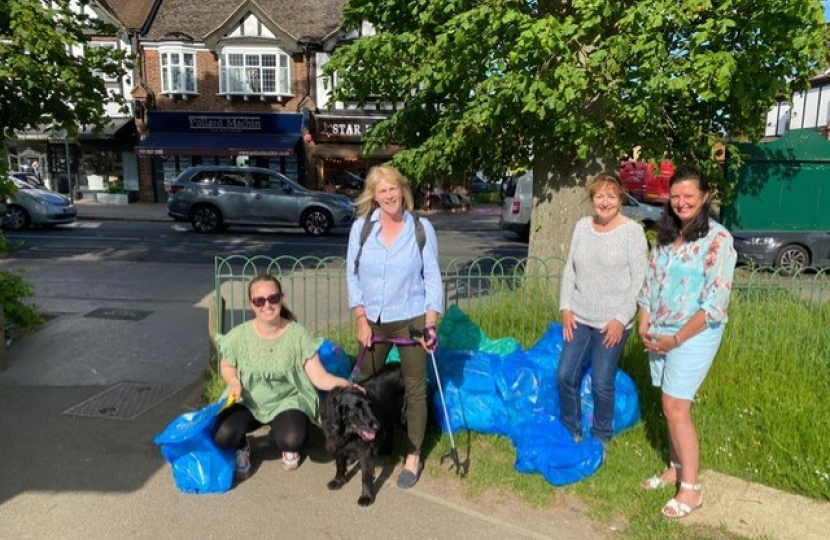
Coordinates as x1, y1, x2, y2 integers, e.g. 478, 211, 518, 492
354, 165, 415, 218
587, 173, 625, 200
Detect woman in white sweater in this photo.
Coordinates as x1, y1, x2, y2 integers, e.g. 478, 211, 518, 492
557, 173, 649, 448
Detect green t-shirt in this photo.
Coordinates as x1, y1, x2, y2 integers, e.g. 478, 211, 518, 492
216, 320, 324, 425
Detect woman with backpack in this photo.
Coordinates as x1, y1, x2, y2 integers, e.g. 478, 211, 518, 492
346, 164, 443, 489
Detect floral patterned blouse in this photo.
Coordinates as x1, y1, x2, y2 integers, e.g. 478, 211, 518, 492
637, 220, 737, 333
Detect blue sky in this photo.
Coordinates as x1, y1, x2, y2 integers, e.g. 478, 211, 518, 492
824, 1, 830, 21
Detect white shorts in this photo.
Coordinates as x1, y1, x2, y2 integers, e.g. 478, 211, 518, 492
649, 325, 724, 400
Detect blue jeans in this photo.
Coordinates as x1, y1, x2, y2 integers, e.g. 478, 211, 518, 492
556, 321, 630, 443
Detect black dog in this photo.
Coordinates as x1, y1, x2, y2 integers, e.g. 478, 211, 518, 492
322, 363, 405, 506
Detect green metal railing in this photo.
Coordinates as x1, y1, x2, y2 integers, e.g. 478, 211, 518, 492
213, 256, 830, 375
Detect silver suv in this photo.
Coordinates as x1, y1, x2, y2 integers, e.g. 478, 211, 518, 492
167, 166, 355, 236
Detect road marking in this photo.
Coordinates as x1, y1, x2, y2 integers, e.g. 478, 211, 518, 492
8, 235, 141, 241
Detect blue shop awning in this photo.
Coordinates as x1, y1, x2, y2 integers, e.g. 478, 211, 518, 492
137, 133, 301, 157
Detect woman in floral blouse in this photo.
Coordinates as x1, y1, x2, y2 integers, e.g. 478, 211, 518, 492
637, 165, 737, 519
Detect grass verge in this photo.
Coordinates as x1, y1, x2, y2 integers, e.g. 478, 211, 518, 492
205, 283, 829, 540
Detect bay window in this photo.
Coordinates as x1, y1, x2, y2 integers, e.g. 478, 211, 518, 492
219, 49, 290, 96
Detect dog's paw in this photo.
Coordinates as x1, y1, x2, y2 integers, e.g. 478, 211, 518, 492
357, 495, 375, 507
327, 478, 346, 491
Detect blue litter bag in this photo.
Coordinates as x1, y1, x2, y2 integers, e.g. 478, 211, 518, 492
154, 397, 235, 494
438, 305, 521, 355
511, 414, 604, 486
428, 349, 509, 435
579, 368, 641, 437
318, 340, 351, 379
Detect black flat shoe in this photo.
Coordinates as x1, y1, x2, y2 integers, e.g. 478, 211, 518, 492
396, 462, 424, 489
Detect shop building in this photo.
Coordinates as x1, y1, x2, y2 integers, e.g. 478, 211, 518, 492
5, 1, 141, 198
130, 0, 350, 202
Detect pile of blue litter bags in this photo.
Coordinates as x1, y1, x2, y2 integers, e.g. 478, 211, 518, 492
428, 305, 641, 486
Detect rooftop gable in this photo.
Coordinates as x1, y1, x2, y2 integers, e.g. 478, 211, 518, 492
145, 0, 345, 49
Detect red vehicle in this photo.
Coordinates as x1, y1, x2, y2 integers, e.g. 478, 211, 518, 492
619, 159, 674, 205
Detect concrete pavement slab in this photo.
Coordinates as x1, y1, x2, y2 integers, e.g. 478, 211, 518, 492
0, 383, 603, 540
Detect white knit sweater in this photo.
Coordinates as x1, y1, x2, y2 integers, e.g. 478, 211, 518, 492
559, 216, 649, 329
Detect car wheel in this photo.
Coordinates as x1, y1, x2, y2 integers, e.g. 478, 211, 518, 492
190, 205, 223, 233
301, 208, 332, 236
774, 244, 809, 275
3, 205, 31, 230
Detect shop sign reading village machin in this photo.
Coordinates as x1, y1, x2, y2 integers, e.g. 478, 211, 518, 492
189, 115, 262, 132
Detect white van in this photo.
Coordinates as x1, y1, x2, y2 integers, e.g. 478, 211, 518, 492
499, 170, 663, 242
499, 171, 533, 241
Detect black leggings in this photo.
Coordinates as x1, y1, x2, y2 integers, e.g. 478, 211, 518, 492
212, 404, 309, 452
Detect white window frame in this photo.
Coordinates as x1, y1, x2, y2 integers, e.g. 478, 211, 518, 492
159, 47, 198, 95
219, 47, 291, 97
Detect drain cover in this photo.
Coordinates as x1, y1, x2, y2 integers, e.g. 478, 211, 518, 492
63, 381, 178, 421
84, 308, 152, 321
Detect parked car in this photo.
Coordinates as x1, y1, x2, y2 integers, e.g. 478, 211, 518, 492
2, 176, 77, 230
471, 176, 495, 194
500, 171, 663, 241
732, 231, 830, 274
621, 192, 663, 225
335, 171, 365, 191
10, 171, 47, 189
166, 166, 355, 236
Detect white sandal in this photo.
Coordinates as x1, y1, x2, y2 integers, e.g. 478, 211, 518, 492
642, 461, 681, 490
661, 481, 703, 519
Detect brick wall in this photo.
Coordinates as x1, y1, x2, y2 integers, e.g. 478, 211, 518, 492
136, 48, 316, 201
142, 49, 311, 112
138, 156, 154, 202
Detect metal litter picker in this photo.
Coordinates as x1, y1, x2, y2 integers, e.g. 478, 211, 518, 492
410, 326, 465, 476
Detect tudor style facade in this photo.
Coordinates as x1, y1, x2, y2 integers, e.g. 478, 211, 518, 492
6, 1, 140, 198
122, 0, 399, 203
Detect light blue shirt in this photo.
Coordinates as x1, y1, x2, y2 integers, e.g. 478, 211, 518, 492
346, 209, 443, 323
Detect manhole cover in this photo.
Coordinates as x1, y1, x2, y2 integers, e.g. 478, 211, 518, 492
63, 381, 178, 421
84, 308, 152, 321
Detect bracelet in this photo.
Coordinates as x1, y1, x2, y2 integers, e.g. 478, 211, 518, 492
673, 335, 681, 348
356, 314, 367, 321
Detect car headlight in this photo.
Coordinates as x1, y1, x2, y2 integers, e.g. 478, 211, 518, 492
741, 237, 775, 246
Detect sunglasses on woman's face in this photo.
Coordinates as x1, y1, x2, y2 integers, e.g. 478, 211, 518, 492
251, 293, 282, 307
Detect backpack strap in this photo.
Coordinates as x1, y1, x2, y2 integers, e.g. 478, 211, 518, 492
353, 211, 426, 275
353, 216, 375, 275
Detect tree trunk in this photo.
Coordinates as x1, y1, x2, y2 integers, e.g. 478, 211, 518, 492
528, 147, 612, 263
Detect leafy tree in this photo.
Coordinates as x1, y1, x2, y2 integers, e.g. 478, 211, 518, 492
0, 0, 130, 181
1, 0, 129, 327
325, 0, 827, 259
